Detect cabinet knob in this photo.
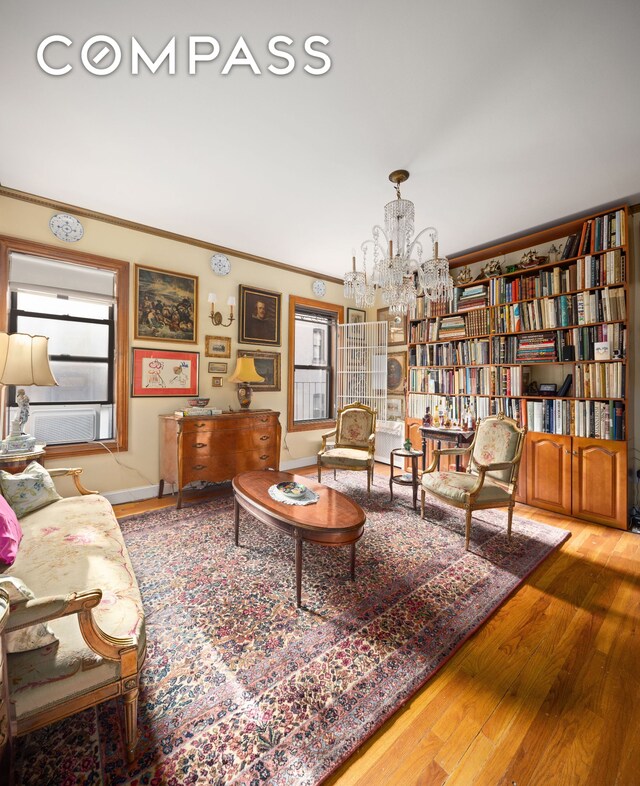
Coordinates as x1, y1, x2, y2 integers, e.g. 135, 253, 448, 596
260, 435, 269, 441
194, 442, 206, 448
573, 450, 578, 456
260, 454, 269, 460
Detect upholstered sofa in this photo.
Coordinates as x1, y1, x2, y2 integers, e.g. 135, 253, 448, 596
0, 468, 146, 763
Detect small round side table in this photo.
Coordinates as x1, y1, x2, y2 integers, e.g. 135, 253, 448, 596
389, 448, 422, 510
0, 444, 46, 474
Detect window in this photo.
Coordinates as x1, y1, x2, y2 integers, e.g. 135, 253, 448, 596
0, 237, 129, 457
287, 296, 343, 432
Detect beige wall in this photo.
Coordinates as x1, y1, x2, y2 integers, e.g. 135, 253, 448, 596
0, 194, 347, 499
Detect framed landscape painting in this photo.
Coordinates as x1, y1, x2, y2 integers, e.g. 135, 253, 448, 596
205, 335, 231, 358
237, 350, 281, 391
135, 264, 197, 343
131, 348, 199, 397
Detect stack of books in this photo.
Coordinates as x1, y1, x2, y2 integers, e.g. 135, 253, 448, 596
457, 285, 487, 312
175, 407, 223, 417
516, 332, 558, 362
436, 315, 466, 340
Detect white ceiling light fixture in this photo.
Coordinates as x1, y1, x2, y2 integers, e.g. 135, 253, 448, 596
344, 170, 454, 314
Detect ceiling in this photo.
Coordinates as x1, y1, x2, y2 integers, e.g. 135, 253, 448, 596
2, 0, 640, 279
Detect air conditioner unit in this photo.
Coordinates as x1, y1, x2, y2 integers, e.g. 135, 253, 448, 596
375, 420, 405, 466
30, 406, 100, 445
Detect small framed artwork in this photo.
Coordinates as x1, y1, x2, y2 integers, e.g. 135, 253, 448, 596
211, 377, 223, 388
205, 335, 231, 358
238, 285, 281, 346
208, 361, 228, 374
237, 350, 281, 391
134, 264, 197, 343
387, 352, 406, 394
131, 347, 199, 397
347, 307, 366, 324
594, 341, 610, 360
387, 395, 405, 420
377, 306, 407, 346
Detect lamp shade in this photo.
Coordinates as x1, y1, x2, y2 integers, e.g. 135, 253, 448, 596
228, 357, 265, 384
0, 333, 58, 386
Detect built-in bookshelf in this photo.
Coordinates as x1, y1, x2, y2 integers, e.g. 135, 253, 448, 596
406, 206, 630, 529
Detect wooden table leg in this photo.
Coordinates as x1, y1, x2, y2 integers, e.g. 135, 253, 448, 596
389, 450, 394, 502
234, 497, 240, 546
412, 455, 418, 510
295, 535, 303, 608
349, 543, 356, 581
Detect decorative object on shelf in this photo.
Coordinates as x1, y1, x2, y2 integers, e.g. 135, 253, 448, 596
237, 350, 281, 391
209, 253, 231, 276
377, 306, 407, 346
480, 259, 502, 278
344, 170, 453, 314
454, 265, 472, 285
211, 377, 223, 388
134, 264, 197, 343
228, 356, 265, 409
518, 249, 548, 269
547, 243, 561, 263
403, 438, 413, 451
49, 213, 84, 243
505, 264, 518, 273
423, 406, 432, 427
132, 347, 199, 397
204, 335, 230, 358
238, 285, 281, 346
538, 383, 557, 396
207, 361, 227, 374
207, 292, 235, 327
187, 397, 209, 408
0, 333, 58, 453
312, 279, 326, 298
346, 307, 366, 324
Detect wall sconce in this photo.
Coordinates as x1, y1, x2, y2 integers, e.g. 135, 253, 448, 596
208, 293, 235, 327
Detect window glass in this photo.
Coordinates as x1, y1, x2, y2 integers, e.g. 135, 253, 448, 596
16, 316, 109, 358
16, 291, 110, 320
18, 361, 110, 403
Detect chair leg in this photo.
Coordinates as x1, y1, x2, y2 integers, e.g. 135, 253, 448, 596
465, 507, 472, 550
420, 489, 425, 519
367, 465, 371, 494
507, 503, 514, 541
334, 469, 337, 480
317, 462, 322, 483
122, 685, 139, 763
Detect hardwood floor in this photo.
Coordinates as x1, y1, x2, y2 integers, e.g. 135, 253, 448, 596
113, 465, 640, 786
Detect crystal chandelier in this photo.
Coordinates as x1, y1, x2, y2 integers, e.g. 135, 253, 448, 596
344, 170, 453, 314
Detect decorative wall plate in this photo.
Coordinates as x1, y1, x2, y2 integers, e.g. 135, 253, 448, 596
210, 253, 231, 276
312, 279, 326, 297
49, 213, 84, 242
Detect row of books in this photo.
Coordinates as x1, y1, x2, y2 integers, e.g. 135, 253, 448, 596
409, 338, 490, 367
487, 250, 625, 305
411, 367, 493, 396
515, 332, 557, 362
526, 399, 624, 440
493, 367, 523, 397
561, 210, 625, 258
457, 285, 488, 312
491, 397, 523, 423
492, 324, 626, 364
573, 362, 625, 399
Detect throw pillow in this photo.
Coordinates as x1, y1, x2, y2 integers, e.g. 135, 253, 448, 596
0, 461, 62, 519
0, 576, 58, 653
0, 493, 22, 565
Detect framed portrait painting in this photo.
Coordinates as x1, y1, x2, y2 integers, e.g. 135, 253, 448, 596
135, 264, 198, 343
387, 352, 406, 394
205, 335, 231, 358
346, 307, 366, 324
131, 348, 199, 397
237, 350, 281, 391
238, 285, 281, 346
377, 306, 407, 346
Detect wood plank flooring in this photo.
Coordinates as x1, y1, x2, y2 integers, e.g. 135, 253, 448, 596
113, 465, 640, 786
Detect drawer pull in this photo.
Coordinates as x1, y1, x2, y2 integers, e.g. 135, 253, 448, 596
260, 454, 269, 460
194, 442, 207, 448
260, 435, 269, 441
260, 417, 268, 422
194, 423, 207, 429
192, 464, 206, 470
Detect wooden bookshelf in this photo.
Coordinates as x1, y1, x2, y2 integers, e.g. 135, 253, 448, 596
406, 206, 630, 529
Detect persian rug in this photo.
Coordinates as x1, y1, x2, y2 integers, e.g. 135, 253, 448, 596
14, 478, 570, 785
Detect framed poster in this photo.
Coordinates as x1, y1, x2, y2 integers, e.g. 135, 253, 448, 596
237, 350, 281, 391
131, 348, 199, 397
377, 306, 407, 346
387, 352, 406, 394
135, 264, 197, 343
238, 285, 281, 346
205, 335, 231, 358
346, 307, 366, 324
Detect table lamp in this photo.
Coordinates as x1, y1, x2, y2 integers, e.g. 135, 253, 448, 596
228, 357, 264, 409
0, 332, 58, 453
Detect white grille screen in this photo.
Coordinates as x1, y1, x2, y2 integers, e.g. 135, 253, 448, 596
30, 408, 98, 444
337, 321, 388, 418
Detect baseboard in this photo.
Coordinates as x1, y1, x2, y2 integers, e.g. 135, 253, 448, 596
103, 484, 159, 505
281, 456, 317, 471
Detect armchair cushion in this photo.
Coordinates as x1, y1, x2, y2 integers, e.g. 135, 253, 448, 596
337, 408, 374, 448
0, 461, 62, 519
422, 471, 511, 506
471, 418, 521, 483
318, 447, 372, 467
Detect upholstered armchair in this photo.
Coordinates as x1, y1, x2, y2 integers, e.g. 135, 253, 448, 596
318, 402, 377, 493
421, 414, 526, 549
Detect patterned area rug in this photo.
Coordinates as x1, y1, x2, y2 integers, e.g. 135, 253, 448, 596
14, 478, 570, 785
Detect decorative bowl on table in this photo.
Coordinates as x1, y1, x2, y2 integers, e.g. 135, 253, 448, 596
187, 398, 210, 407
276, 481, 307, 499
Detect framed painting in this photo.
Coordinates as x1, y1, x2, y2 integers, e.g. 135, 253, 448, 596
237, 350, 281, 391
135, 264, 197, 343
238, 285, 281, 346
387, 395, 405, 421
346, 307, 366, 324
377, 306, 407, 346
205, 335, 231, 358
387, 352, 406, 394
208, 361, 228, 374
211, 377, 223, 388
131, 347, 199, 397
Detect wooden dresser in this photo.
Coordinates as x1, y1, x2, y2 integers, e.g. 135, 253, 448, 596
159, 410, 281, 508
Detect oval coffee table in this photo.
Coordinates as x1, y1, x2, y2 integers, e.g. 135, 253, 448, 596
232, 470, 366, 608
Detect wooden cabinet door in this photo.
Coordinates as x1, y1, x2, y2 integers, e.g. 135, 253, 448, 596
571, 438, 628, 529
405, 419, 424, 471
526, 432, 572, 515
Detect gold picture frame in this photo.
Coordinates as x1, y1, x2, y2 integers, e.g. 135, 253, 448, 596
205, 335, 231, 358
237, 350, 280, 391
135, 263, 197, 343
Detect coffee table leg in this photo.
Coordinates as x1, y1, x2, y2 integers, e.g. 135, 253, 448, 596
234, 497, 240, 546
350, 543, 356, 581
295, 535, 303, 608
